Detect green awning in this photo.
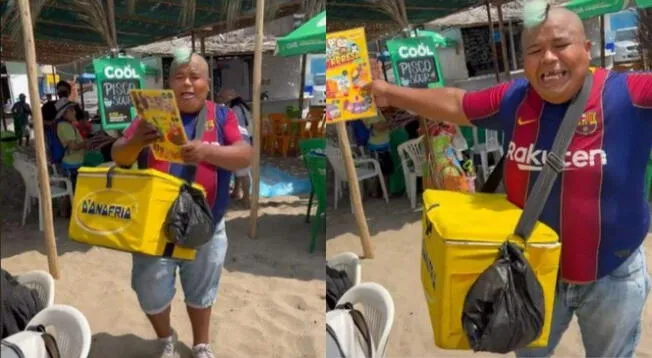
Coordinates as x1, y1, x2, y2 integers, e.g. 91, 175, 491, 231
83, 56, 159, 76
564, 0, 651, 19
416, 30, 457, 48
275, 11, 325, 57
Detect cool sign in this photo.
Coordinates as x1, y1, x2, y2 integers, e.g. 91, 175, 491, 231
93, 57, 144, 130
387, 37, 444, 89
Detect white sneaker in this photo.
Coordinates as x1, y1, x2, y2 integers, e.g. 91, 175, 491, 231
158, 330, 180, 358
192, 343, 216, 358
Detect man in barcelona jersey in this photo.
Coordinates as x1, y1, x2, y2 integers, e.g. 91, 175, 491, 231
366, 4, 651, 358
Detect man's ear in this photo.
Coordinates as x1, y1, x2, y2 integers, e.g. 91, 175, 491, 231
584, 39, 593, 60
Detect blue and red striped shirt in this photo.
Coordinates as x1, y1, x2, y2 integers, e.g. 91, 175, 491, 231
124, 101, 243, 224
463, 68, 652, 283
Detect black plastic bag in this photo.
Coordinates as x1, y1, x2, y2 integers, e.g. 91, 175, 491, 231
461, 241, 545, 354
326, 266, 353, 311
165, 184, 215, 249
1, 269, 44, 339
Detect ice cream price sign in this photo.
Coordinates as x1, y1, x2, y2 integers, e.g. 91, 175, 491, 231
386, 37, 444, 89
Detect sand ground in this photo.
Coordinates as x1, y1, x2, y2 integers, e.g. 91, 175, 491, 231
1, 183, 325, 357
326, 196, 652, 358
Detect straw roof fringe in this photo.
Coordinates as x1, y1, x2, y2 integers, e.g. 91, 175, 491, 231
426, 0, 567, 29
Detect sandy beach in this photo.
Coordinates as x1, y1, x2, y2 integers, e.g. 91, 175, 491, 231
327, 197, 652, 358
1, 159, 325, 357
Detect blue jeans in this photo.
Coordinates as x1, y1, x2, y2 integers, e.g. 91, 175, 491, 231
516, 247, 651, 358
131, 219, 228, 315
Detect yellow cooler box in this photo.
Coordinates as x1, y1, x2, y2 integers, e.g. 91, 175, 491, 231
421, 190, 561, 350
68, 167, 206, 260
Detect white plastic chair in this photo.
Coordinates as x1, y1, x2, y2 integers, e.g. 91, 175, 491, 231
16, 270, 55, 309
471, 128, 504, 182
397, 137, 426, 209
13, 155, 73, 231
27, 305, 92, 358
337, 283, 395, 358
327, 252, 362, 286
326, 145, 389, 211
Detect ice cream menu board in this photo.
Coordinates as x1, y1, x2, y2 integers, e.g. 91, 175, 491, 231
386, 37, 444, 89
325, 27, 377, 123
92, 57, 144, 130
129, 89, 188, 164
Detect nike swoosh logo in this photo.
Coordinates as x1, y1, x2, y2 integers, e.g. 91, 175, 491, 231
517, 118, 537, 126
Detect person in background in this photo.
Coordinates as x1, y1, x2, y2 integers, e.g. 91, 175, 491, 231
365, 5, 651, 357
216, 88, 253, 205
112, 51, 252, 358
55, 99, 86, 190
76, 110, 93, 139
364, 110, 393, 197
11, 94, 31, 146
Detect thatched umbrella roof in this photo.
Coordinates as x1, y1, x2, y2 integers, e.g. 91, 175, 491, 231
0, 0, 302, 65
426, 0, 567, 28
127, 15, 297, 56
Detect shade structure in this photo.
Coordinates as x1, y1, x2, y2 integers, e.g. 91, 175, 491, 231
275, 11, 325, 57
564, 0, 652, 19
416, 29, 457, 48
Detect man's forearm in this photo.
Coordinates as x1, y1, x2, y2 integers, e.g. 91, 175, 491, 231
386, 85, 471, 126
111, 137, 143, 167
202, 142, 252, 171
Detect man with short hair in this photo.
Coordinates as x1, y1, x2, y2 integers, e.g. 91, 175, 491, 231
11, 94, 31, 146
112, 53, 252, 358
367, 5, 651, 357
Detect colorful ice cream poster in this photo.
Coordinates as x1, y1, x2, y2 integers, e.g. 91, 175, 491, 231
129, 89, 188, 164
325, 27, 377, 124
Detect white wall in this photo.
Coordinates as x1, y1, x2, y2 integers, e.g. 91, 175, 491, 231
261, 53, 301, 101
5, 61, 45, 106
435, 28, 470, 82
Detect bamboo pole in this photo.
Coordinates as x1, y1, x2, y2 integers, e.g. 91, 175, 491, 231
107, 0, 118, 51
248, 0, 265, 238
200, 36, 206, 56
496, 3, 511, 80
17, 0, 60, 279
191, 31, 196, 53
600, 15, 606, 68
508, 20, 518, 71
335, 122, 374, 258
298, 54, 307, 112
486, 1, 501, 83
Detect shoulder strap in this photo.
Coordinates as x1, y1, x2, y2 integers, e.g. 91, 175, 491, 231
514, 73, 594, 241
480, 155, 505, 193
180, 104, 209, 183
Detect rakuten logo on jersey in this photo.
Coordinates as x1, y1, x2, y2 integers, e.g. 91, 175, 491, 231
506, 142, 607, 171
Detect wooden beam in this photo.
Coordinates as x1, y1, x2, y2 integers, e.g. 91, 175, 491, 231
249, 0, 266, 239
328, 2, 450, 11
37, 19, 148, 38
17, 0, 61, 278
496, 3, 511, 80
486, 0, 501, 83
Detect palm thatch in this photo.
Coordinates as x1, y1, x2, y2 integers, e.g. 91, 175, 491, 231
427, 0, 566, 29
179, 0, 197, 28
223, 0, 284, 31
74, 0, 116, 48
367, 0, 410, 30
0, 0, 53, 59
301, 0, 326, 17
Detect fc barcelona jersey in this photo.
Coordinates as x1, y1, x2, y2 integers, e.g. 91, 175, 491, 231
462, 68, 652, 283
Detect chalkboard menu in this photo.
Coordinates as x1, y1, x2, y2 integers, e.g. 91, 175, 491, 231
386, 36, 444, 89
100, 78, 140, 124
394, 56, 439, 88
93, 57, 145, 130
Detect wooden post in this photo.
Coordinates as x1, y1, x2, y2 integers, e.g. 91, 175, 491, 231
508, 20, 518, 70
107, 0, 118, 50
17, 0, 60, 279
248, 0, 265, 238
599, 15, 606, 68
496, 3, 511, 80
298, 54, 307, 114
191, 31, 196, 53
200, 36, 206, 56
335, 122, 374, 258
486, 0, 501, 83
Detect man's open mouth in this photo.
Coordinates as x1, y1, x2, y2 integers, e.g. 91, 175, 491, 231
181, 92, 195, 99
539, 70, 569, 84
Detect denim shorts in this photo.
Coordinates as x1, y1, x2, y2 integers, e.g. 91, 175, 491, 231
516, 246, 651, 358
131, 219, 228, 315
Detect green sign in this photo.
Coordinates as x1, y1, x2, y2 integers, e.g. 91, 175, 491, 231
386, 37, 444, 89
92, 57, 144, 130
